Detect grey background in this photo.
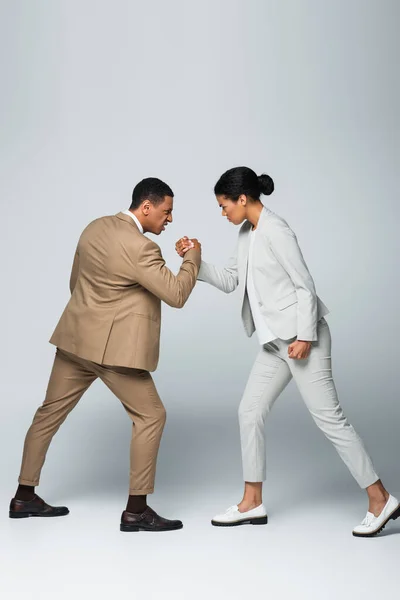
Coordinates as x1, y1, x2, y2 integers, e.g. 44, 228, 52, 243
0, 1, 399, 599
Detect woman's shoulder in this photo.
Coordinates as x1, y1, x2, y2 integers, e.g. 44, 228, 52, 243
261, 208, 295, 237
236, 209, 296, 241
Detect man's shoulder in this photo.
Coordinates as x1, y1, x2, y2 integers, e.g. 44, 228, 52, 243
82, 214, 142, 238
80, 214, 117, 231
79, 214, 162, 255
87, 213, 129, 228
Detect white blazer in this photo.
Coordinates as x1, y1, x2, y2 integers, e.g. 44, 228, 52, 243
198, 207, 329, 341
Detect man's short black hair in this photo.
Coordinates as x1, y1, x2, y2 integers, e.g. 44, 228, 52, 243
130, 178, 174, 210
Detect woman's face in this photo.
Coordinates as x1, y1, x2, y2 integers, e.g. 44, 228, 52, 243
216, 194, 247, 225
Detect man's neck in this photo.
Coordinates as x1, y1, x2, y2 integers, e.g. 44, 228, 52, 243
128, 209, 146, 233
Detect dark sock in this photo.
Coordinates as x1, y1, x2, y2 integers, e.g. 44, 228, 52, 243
126, 494, 147, 514
15, 484, 35, 501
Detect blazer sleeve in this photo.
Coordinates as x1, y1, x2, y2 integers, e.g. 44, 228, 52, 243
134, 238, 201, 308
197, 243, 239, 294
268, 225, 318, 341
69, 248, 80, 294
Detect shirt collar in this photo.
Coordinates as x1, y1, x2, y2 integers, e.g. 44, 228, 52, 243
123, 209, 144, 234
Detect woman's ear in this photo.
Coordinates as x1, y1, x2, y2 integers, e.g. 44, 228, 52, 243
238, 194, 247, 206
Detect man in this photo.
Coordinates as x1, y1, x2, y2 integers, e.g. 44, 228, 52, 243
10, 177, 201, 532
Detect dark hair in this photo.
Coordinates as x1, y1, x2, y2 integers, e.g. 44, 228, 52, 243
130, 177, 174, 209
214, 166, 274, 201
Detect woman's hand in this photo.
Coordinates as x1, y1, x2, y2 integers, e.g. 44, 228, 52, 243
175, 236, 195, 257
288, 340, 312, 360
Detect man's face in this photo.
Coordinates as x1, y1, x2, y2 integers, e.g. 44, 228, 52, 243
142, 196, 174, 235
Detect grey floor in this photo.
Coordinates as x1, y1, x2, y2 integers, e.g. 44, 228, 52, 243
1, 396, 399, 600
2, 488, 399, 600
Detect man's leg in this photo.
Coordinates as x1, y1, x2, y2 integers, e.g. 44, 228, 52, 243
95, 364, 181, 531
13, 348, 97, 512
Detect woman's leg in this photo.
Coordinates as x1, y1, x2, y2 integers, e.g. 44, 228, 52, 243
238, 342, 292, 511
283, 319, 388, 513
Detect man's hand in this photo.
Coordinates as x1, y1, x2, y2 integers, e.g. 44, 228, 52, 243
175, 236, 200, 257
190, 239, 201, 253
288, 340, 312, 360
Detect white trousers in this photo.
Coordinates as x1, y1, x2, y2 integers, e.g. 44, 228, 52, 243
239, 318, 379, 488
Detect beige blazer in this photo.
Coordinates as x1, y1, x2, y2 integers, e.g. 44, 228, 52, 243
50, 212, 200, 371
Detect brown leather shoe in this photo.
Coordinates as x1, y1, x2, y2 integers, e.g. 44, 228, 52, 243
9, 495, 69, 519
120, 506, 183, 532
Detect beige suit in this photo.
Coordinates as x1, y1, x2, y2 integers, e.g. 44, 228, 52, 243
50, 212, 199, 371
19, 212, 200, 494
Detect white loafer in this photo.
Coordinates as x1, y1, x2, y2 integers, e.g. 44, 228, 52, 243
211, 503, 268, 527
352, 494, 400, 537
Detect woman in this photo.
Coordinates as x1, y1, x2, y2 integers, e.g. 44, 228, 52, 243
175, 166, 399, 537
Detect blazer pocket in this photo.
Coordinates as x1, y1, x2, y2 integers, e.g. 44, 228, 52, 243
131, 312, 160, 323
277, 290, 298, 310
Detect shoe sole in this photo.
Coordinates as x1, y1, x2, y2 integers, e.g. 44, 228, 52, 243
120, 523, 183, 532
352, 504, 400, 537
211, 516, 268, 527
9, 510, 69, 519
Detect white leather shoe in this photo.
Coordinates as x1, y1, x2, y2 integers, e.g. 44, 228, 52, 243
211, 503, 268, 527
353, 494, 400, 537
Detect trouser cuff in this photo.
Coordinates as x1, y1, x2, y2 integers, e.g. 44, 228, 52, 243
129, 487, 154, 495
18, 477, 39, 486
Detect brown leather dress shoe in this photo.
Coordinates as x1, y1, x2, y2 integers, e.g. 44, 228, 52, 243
120, 506, 183, 532
9, 495, 69, 519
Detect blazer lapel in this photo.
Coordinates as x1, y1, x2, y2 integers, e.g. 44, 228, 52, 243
239, 223, 252, 301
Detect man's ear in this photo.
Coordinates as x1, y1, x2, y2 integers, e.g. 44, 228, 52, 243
141, 201, 151, 215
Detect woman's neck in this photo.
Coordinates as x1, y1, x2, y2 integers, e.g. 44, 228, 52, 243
246, 201, 264, 229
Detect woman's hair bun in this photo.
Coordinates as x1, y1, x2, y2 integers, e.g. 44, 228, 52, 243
258, 173, 274, 196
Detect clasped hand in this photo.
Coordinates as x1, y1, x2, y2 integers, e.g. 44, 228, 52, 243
175, 236, 201, 257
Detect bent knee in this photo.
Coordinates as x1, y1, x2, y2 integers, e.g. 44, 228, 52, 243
311, 409, 351, 431
238, 403, 268, 427
155, 404, 167, 428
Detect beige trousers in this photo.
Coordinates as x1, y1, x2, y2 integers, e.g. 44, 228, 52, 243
18, 348, 166, 495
